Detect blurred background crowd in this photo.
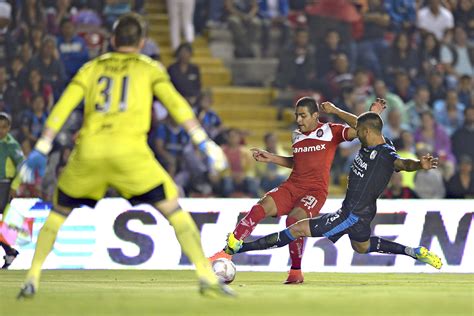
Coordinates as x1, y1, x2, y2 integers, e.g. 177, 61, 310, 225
0, 0, 473, 200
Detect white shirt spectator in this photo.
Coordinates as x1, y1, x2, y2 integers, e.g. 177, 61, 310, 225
417, 5, 454, 40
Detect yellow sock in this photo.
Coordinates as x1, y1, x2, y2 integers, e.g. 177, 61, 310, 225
168, 210, 218, 284
26, 211, 66, 288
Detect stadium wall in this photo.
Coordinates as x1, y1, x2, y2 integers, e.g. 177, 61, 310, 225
5, 198, 473, 273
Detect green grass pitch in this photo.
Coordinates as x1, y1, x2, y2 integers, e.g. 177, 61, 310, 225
0, 270, 472, 316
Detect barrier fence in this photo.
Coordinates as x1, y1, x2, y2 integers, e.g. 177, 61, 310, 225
3, 198, 473, 273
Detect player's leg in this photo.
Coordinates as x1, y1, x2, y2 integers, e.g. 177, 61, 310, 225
284, 207, 308, 284
18, 155, 106, 299
113, 152, 234, 297
210, 184, 292, 260
350, 237, 442, 269
153, 197, 233, 297
0, 180, 19, 269
284, 193, 326, 284
228, 210, 356, 254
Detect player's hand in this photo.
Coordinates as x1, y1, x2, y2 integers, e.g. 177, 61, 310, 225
420, 153, 438, 170
369, 98, 387, 114
250, 148, 273, 163
320, 101, 338, 114
198, 139, 228, 172
19, 150, 48, 184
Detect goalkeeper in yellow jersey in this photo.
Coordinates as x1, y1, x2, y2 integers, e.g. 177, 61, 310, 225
17, 13, 232, 298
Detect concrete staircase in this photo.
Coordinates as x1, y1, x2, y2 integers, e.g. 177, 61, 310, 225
144, 0, 290, 150
144, 1, 231, 87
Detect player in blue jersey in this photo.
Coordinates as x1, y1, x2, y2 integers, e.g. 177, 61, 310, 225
225, 100, 442, 269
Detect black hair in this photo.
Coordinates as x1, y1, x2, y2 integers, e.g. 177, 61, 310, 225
357, 112, 383, 133
113, 13, 146, 47
0, 112, 12, 126
295, 96, 319, 115
175, 42, 193, 57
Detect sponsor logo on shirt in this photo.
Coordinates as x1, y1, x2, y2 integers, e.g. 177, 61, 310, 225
293, 144, 326, 153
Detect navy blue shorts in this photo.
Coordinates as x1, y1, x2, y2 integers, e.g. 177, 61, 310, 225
308, 209, 371, 243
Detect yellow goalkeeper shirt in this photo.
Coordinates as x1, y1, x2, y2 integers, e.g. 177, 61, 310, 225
46, 52, 195, 156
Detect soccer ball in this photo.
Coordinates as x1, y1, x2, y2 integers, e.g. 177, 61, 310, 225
212, 258, 236, 284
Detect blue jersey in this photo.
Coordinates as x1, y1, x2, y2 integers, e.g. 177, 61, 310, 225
341, 142, 399, 220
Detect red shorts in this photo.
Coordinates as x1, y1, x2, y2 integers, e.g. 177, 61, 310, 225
265, 181, 327, 218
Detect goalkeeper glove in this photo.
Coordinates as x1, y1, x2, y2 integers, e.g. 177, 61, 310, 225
19, 137, 52, 184
189, 126, 228, 172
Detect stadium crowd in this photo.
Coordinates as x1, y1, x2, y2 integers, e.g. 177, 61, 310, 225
0, 0, 473, 200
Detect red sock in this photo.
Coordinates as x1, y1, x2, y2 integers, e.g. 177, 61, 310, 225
233, 204, 266, 240
287, 216, 305, 270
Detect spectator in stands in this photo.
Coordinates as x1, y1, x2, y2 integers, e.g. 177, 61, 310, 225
45, 0, 74, 34
168, 43, 201, 106
225, 0, 261, 58
392, 70, 415, 103
16, 0, 45, 34
205, 0, 225, 28
29, 27, 45, 55
365, 79, 405, 122
20, 42, 33, 65
382, 171, 419, 199
433, 89, 465, 136
258, 0, 290, 57
454, 0, 474, 41
221, 128, 258, 197
141, 37, 160, 60
22, 68, 54, 111
195, 90, 222, 140
153, 116, 190, 180
103, 0, 131, 30
72, 1, 103, 28
384, 0, 417, 34
57, 18, 89, 79
316, 29, 350, 77
426, 70, 447, 106
334, 86, 358, 117
440, 26, 474, 78
382, 108, 410, 140
325, 53, 353, 99
0, 65, 20, 116
356, 0, 390, 79
0, 2, 16, 65
167, 0, 195, 51
19, 94, 48, 146
256, 132, 290, 193
413, 142, 446, 198
418, 32, 441, 80
273, 27, 316, 92
446, 155, 474, 198
9, 56, 27, 90
178, 143, 219, 196
451, 106, 474, 162
417, 0, 454, 41
457, 75, 472, 107
27, 36, 67, 99
405, 85, 431, 130
384, 32, 418, 84
352, 68, 373, 101
414, 110, 456, 180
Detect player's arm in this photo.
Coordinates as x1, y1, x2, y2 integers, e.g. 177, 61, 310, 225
9, 141, 25, 191
19, 83, 84, 183
250, 148, 293, 169
394, 154, 439, 172
320, 98, 387, 140
153, 80, 227, 171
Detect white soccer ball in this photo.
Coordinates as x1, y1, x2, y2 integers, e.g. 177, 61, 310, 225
212, 258, 236, 284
